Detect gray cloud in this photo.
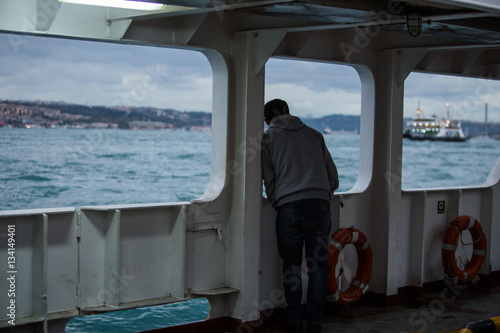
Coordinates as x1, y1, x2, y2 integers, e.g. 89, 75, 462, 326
0, 32, 212, 110
266, 58, 361, 93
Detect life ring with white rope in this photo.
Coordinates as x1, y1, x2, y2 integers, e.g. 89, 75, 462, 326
442, 215, 486, 280
325, 227, 372, 305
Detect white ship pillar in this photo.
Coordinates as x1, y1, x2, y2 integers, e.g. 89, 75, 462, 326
190, 29, 283, 326
221, 32, 266, 324
369, 50, 406, 300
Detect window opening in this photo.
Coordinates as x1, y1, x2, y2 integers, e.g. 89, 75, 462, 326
265, 58, 362, 192
0, 33, 212, 210
402, 72, 500, 189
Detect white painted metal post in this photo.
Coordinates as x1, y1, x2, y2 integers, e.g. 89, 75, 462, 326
408, 191, 427, 288
485, 158, 500, 275
33, 214, 48, 333
224, 31, 266, 324
370, 50, 405, 298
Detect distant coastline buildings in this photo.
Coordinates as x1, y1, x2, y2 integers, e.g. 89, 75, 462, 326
1, 99, 499, 137
129, 120, 172, 130
0, 100, 211, 131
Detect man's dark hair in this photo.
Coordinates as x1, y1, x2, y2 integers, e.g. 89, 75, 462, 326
264, 99, 289, 123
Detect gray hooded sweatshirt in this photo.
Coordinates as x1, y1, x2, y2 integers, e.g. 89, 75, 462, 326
261, 114, 339, 208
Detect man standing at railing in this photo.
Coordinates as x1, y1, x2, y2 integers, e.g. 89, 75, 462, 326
261, 99, 339, 333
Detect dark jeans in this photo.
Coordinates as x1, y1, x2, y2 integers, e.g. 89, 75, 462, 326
275, 198, 331, 325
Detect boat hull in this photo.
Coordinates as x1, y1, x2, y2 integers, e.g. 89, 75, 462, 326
403, 132, 471, 141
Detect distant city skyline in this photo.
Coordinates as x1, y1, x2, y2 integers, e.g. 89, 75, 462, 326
0, 32, 499, 122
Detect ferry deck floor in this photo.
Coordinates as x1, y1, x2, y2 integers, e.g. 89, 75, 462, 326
260, 281, 500, 333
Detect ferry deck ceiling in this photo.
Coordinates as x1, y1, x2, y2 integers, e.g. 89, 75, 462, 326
147, 0, 500, 41
1, 0, 499, 79
130, 0, 500, 79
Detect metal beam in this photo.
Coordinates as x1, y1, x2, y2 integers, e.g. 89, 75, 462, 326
108, 0, 294, 22
36, 0, 61, 31
253, 30, 286, 75
235, 10, 499, 35
429, 0, 500, 13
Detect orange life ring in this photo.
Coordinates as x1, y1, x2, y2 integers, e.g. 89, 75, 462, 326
442, 215, 486, 280
325, 227, 372, 305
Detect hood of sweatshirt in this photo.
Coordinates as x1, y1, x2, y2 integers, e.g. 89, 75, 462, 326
268, 115, 305, 131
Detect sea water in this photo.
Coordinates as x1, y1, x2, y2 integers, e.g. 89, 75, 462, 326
66, 298, 211, 333
1, 129, 499, 210
0, 128, 499, 332
0, 128, 211, 210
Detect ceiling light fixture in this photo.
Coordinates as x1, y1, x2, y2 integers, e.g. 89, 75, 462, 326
407, 11, 422, 37
59, 0, 166, 11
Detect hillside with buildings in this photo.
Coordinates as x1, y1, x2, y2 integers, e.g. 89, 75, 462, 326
1, 99, 499, 137
0, 100, 211, 130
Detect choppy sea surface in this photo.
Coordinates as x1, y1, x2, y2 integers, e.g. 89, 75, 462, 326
2, 128, 498, 211
1, 128, 499, 332
0, 128, 211, 210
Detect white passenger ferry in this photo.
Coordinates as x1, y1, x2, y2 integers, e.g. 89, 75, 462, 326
403, 104, 471, 141
0, 1, 499, 332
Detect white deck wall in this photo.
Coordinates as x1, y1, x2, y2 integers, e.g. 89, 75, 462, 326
1, 175, 498, 331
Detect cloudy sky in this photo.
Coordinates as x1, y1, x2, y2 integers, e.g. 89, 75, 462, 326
1, 32, 499, 122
